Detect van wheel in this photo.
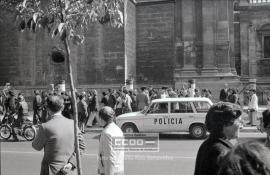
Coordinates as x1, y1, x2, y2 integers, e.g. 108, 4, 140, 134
122, 123, 138, 133
189, 124, 206, 139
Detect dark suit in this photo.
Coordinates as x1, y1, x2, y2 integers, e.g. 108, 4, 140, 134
136, 93, 149, 111
219, 89, 228, 102
194, 135, 233, 175
32, 114, 85, 175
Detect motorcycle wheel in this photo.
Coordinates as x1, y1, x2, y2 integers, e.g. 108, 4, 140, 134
0, 124, 12, 140
23, 125, 36, 141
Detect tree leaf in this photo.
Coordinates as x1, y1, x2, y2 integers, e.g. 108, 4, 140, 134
58, 23, 65, 34
22, 0, 28, 7
33, 13, 40, 23
52, 27, 58, 38
22, 0, 33, 8
65, 0, 70, 10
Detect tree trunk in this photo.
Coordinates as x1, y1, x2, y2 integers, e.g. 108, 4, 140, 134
63, 38, 83, 175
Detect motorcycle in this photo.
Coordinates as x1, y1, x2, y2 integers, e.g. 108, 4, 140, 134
0, 113, 36, 141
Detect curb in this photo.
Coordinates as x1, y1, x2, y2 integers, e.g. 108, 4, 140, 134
85, 127, 261, 133
240, 127, 260, 133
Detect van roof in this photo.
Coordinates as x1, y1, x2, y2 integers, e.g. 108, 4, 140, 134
152, 97, 212, 103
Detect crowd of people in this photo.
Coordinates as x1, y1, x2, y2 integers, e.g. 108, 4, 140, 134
1, 82, 270, 175
0, 81, 262, 136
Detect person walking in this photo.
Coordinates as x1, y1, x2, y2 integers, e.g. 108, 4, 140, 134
136, 87, 150, 111
122, 90, 132, 113
108, 89, 116, 109
194, 102, 242, 175
2, 90, 17, 125
101, 92, 109, 107
247, 89, 258, 126
115, 91, 123, 116
87, 89, 99, 127
77, 94, 88, 133
32, 95, 85, 175
97, 106, 124, 175
16, 94, 29, 127
219, 83, 229, 102
33, 90, 42, 125
129, 90, 137, 112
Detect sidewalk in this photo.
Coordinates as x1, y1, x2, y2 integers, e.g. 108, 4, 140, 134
240, 126, 260, 133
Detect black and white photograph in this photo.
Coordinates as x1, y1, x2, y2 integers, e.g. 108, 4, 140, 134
1, 0, 270, 174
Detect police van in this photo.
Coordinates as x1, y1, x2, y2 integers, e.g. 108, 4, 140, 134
116, 97, 213, 139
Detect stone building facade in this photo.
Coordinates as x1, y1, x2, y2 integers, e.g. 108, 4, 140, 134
1, 0, 270, 102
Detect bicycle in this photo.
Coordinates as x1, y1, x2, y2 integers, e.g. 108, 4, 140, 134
0, 113, 36, 141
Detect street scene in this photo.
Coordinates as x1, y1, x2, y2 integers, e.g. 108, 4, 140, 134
1, 0, 270, 175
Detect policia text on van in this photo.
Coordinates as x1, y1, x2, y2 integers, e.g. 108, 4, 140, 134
154, 118, 183, 125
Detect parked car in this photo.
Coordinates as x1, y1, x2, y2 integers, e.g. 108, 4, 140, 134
116, 97, 213, 139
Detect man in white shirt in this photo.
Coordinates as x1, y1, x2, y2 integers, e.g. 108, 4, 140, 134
248, 89, 258, 126
97, 106, 124, 175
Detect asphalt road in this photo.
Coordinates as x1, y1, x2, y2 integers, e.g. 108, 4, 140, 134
0, 132, 266, 175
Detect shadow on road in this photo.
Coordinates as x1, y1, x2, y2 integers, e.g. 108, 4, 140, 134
0, 139, 29, 143
159, 133, 195, 140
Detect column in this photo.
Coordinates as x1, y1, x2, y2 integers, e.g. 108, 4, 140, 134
233, 1, 240, 75
215, 0, 232, 74
240, 21, 249, 78
201, 0, 218, 75
181, 0, 197, 75
174, 0, 183, 66
248, 23, 256, 78
229, 0, 237, 74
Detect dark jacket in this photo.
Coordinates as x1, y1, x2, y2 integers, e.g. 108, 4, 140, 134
6, 96, 17, 114
108, 94, 116, 108
88, 95, 98, 112
194, 135, 233, 175
33, 94, 42, 111
77, 99, 88, 121
219, 89, 228, 102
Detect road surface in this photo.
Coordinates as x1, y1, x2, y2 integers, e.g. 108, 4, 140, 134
0, 132, 266, 175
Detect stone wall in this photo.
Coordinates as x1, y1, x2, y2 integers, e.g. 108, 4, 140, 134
238, 3, 270, 82
0, 11, 20, 85
136, 1, 174, 84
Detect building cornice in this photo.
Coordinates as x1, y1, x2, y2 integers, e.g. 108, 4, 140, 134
135, 0, 175, 6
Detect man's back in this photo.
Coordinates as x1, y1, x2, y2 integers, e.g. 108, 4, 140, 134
33, 94, 42, 111
99, 122, 124, 174
108, 94, 116, 108
32, 115, 75, 173
77, 100, 87, 114
136, 92, 149, 110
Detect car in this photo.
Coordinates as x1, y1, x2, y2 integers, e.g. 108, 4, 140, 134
116, 97, 213, 139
